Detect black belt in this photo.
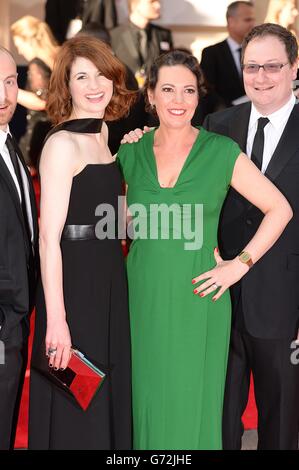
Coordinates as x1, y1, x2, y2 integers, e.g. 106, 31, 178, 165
61, 224, 97, 240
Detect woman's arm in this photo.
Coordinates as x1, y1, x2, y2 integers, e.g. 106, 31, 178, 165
39, 133, 78, 368
17, 88, 46, 111
193, 153, 293, 300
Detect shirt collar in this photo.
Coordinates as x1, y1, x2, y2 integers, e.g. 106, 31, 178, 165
227, 36, 242, 52
0, 125, 10, 154
249, 93, 296, 131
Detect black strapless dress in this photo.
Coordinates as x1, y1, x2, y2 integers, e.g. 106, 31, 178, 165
28, 119, 131, 449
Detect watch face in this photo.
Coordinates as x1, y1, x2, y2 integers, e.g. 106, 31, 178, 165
240, 252, 251, 263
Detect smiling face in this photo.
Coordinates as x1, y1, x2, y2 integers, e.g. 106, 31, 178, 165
68, 56, 113, 119
148, 65, 199, 129
243, 35, 298, 115
0, 51, 18, 131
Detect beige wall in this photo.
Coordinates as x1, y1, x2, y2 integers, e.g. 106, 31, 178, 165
0, 1, 10, 48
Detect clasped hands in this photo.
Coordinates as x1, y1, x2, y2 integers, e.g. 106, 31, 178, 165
192, 248, 249, 301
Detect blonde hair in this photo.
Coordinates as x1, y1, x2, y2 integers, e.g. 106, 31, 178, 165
11, 15, 59, 68
265, 0, 297, 27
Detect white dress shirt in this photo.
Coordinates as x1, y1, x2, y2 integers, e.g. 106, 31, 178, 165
247, 93, 296, 174
0, 126, 34, 241
226, 36, 242, 76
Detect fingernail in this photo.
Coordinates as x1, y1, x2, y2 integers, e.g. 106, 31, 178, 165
212, 297, 217, 302
54, 367, 58, 371
199, 293, 204, 297
60, 368, 65, 371
215, 247, 218, 253
49, 364, 53, 367
193, 288, 197, 294
192, 279, 196, 284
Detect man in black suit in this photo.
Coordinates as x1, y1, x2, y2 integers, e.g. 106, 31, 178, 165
0, 47, 38, 449
45, 0, 118, 44
110, 0, 173, 84
204, 23, 299, 450
201, 1, 255, 107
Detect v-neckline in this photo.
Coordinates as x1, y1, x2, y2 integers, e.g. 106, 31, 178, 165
148, 127, 202, 190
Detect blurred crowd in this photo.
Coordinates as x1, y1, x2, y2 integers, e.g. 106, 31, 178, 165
8, 0, 299, 174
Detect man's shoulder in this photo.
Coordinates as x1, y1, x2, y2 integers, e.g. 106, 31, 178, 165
208, 103, 249, 122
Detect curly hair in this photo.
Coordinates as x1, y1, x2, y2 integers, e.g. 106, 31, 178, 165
46, 36, 137, 125
143, 49, 206, 116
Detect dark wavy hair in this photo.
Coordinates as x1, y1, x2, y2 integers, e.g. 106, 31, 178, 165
144, 50, 206, 115
46, 36, 137, 124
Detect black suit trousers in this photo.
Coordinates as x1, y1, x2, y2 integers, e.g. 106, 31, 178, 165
0, 307, 28, 450
222, 324, 299, 450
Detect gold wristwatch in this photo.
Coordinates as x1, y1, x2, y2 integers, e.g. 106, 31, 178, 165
238, 251, 253, 268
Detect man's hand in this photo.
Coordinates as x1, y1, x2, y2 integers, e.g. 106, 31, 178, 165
120, 126, 152, 144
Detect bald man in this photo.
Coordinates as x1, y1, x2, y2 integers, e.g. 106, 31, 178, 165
0, 47, 38, 449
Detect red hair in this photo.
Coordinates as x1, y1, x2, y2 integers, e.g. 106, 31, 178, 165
47, 36, 136, 125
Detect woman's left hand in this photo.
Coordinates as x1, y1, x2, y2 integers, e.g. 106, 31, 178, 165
192, 248, 249, 301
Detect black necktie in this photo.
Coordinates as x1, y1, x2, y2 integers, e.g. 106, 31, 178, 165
6, 134, 32, 244
251, 117, 269, 170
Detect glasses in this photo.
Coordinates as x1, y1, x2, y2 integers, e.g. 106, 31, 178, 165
242, 63, 289, 74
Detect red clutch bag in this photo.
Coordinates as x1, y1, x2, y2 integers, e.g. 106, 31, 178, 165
31, 347, 106, 411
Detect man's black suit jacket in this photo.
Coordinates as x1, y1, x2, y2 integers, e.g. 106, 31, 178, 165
200, 39, 245, 107
0, 136, 38, 338
203, 102, 299, 339
110, 22, 173, 75
45, 0, 117, 44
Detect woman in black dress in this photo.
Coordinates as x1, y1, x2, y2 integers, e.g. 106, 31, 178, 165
28, 36, 135, 449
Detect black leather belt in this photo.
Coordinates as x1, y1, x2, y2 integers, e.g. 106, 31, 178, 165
61, 224, 97, 240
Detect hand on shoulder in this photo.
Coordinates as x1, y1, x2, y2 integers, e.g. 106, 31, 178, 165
120, 126, 152, 144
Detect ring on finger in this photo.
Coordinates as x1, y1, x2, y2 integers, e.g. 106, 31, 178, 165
48, 347, 57, 356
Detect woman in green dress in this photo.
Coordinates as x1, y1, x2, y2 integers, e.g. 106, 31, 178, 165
117, 50, 292, 450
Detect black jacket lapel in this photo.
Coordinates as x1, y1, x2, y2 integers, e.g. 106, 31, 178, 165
264, 104, 299, 182
0, 152, 24, 226
221, 41, 243, 87
13, 137, 38, 245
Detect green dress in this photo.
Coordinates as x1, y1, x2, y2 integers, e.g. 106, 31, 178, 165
117, 127, 241, 450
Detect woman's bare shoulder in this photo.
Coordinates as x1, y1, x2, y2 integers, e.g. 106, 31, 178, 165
40, 130, 80, 172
